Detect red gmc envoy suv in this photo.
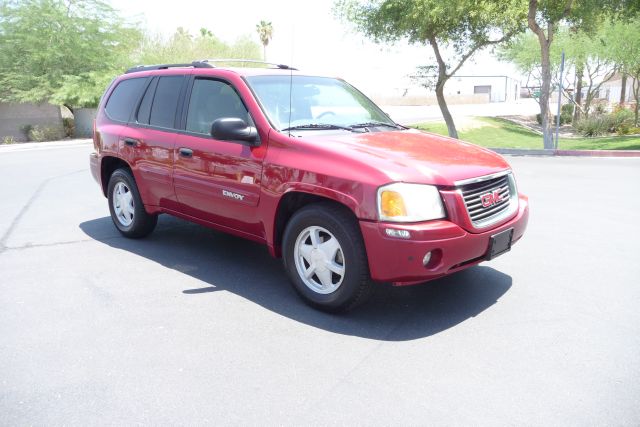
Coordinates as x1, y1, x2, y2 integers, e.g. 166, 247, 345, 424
90, 60, 529, 312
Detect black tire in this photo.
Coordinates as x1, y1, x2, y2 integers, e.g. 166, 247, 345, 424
107, 168, 157, 238
282, 202, 373, 312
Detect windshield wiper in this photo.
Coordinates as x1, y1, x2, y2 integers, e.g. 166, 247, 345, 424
350, 121, 404, 129
281, 123, 364, 133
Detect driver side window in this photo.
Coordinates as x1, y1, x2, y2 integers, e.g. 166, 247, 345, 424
186, 79, 250, 134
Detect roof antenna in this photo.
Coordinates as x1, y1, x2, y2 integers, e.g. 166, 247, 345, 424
287, 21, 295, 136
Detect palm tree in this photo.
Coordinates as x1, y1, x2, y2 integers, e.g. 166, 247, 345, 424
255, 20, 273, 61
199, 28, 213, 38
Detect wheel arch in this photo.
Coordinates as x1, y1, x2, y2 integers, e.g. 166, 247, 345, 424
271, 188, 360, 258
100, 156, 132, 197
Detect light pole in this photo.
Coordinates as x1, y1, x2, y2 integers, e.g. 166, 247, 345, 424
555, 50, 565, 150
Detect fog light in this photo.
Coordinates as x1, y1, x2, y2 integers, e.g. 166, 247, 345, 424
423, 251, 432, 266
385, 228, 411, 239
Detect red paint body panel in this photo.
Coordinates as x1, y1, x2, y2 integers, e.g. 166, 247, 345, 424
120, 126, 177, 208
90, 66, 529, 286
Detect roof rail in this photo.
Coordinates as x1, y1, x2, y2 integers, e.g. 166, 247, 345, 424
125, 61, 213, 74
197, 59, 298, 71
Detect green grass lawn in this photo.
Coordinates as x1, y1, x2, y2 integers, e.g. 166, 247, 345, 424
413, 117, 640, 150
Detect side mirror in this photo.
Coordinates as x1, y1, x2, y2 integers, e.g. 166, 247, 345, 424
211, 118, 259, 146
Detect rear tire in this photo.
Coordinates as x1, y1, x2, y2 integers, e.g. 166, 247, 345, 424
107, 168, 157, 238
282, 203, 372, 312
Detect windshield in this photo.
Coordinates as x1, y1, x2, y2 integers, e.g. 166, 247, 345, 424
245, 75, 397, 131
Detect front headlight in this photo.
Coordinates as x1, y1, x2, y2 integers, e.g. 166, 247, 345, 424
377, 183, 446, 222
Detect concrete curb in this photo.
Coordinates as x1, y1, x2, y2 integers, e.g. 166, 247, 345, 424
491, 148, 640, 158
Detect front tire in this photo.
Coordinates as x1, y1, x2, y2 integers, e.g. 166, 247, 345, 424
282, 203, 372, 312
107, 168, 157, 238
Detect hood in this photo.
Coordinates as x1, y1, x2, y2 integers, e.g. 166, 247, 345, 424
296, 128, 511, 186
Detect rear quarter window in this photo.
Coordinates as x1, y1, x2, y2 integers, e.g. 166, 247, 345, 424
104, 77, 148, 122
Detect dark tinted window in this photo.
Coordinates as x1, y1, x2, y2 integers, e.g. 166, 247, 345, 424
149, 76, 183, 129
105, 78, 147, 122
186, 79, 249, 134
136, 78, 157, 125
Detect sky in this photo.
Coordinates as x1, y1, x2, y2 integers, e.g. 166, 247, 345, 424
109, 0, 520, 97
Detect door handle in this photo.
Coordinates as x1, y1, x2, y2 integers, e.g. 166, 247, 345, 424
124, 138, 139, 147
179, 147, 193, 158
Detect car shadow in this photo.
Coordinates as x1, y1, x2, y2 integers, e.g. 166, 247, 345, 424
79, 215, 512, 342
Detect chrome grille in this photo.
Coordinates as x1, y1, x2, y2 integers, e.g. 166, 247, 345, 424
459, 173, 515, 228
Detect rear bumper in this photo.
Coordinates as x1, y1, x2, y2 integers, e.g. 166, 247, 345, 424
89, 152, 102, 190
359, 195, 529, 284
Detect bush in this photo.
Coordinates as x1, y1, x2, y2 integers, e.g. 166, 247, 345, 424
594, 102, 607, 115
28, 125, 64, 142
20, 124, 33, 139
537, 112, 571, 126
63, 117, 75, 138
574, 115, 613, 136
2, 136, 16, 144
610, 107, 634, 135
560, 112, 572, 125
561, 103, 575, 115
574, 107, 634, 137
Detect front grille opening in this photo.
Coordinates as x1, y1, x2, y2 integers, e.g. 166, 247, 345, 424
459, 174, 514, 228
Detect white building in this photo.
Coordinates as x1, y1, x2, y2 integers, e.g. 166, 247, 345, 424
369, 74, 521, 106
441, 75, 520, 102
600, 74, 636, 104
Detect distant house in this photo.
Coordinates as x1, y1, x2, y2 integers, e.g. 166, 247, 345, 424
599, 73, 636, 104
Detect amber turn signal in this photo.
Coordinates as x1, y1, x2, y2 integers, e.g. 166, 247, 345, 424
380, 190, 407, 218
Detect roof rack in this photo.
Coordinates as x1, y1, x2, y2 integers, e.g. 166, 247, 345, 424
125, 61, 213, 74
197, 59, 298, 71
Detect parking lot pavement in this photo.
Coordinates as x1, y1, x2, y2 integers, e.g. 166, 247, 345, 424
1, 144, 639, 425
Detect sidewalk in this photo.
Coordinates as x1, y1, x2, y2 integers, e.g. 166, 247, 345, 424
2, 134, 637, 157
492, 148, 640, 157
0, 138, 91, 152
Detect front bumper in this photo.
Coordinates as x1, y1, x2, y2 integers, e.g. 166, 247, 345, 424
359, 195, 529, 284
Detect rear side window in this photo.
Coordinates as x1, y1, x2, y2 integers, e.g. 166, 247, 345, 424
186, 79, 250, 134
104, 77, 147, 122
136, 78, 158, 125
149, 76, 184, 129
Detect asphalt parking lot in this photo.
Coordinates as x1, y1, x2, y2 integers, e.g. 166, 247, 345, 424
1, 142, 639, 425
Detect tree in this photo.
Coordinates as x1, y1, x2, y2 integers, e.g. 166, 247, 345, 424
525, 0, 637, 148
137, 28, 261, 66
199, 28, 213, 38
335, 0, 526, 139
604, 18, 640, 125
497, 31, 563, 101
255, 20, 273, 61
498, 26, 617, 121
0, 0, 141, 108
50, 71, 116, 109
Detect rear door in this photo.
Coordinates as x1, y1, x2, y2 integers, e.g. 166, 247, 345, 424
119, 75, 187, 209
100, 76, 148, 158
173, 76, 265, 237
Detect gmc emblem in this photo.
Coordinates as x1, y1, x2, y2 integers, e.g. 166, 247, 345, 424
480, 190, 503, 208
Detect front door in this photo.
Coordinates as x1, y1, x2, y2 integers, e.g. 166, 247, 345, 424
173, 78, 265, 237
